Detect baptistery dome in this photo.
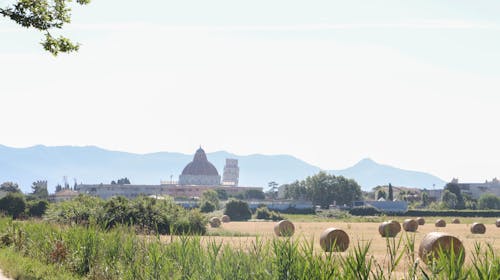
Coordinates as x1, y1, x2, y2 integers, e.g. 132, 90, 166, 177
179, 147, 221, 185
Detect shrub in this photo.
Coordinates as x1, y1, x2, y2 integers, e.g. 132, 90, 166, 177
27, 200, 49, 217
199, 200, 216, 213
349, 207, 380, 216
478, 194, 500, 210
224, 199, 251, 221
45, 195, 207, 235
256, 207, 283, 221
256, 207, 272, 220
0, 193, 26, 219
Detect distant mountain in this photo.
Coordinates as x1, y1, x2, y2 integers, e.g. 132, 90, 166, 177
0, 145, 445, 193
0, 145, 320, 193
329, 158, 446, 190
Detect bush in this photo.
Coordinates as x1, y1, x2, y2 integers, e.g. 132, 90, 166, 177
349, 207, 381, 216
274, 206, 315, 214
45, 195, 207, 235
199, 200, 216, 213
224, 199, 252, 221
27, 200, 49, 217
478, 194, 500, 210
398, 210, 500, 217
256, 207, 271, 219
255, 207, 284, 221
0, 193, 26, 219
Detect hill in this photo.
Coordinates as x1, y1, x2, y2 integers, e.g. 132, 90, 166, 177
0, 145, 445, 193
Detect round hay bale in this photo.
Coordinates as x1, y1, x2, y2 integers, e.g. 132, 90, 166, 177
378, 220, 401, 237
451, 218, 460, 224
418, 232, 465, 264
496, 219, 500, 227
403, 219, 419, 232
470, 223, 486, 234
319, 228, 350, 252
435, 219, 446, 227
416, 217, 425, 225
209, 217, 221, 228
274, 220, 295, 237
221, 215, 231, 223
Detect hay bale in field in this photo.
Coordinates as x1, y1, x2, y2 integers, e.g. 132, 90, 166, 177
320, 228, 350, 252
403, 219, 418, 232
418, 232, 464, 264
470, 223, 486, 234
378, 220, 401, 237
274, 220, 295, 237
496, 219, 500, 227
209, 217, 221, 228
416, 217, 425, 225
451, 218, 460, 224
435, 219, 446, 227
221, 215, 231, 223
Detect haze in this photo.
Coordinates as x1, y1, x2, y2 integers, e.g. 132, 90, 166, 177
1, 0, 499, 182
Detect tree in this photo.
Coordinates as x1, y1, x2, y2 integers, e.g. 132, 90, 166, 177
290, 172, 362, 209
444, 182, 465, 209
199, 200, 216, 213
478, 193, 500, 210
215, 189, 228, 200
421, 191, 430, 207
376, 190, 387, 200
0, 0, 91, 55
441, 190, 458, 209
116, 178, 131, 185
224, 199, 252, 221
268, 181, 278, 200
30, 181, 48, 200
27, 199, 49, 217
0, 182, 21, 193
388, 183, 394, 201
283, 180, 308, 200
0, 192, 26, 219
244, 189, 265, 200
200, 190, 219, 209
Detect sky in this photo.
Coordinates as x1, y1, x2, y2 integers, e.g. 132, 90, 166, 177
1, 0, 499, 182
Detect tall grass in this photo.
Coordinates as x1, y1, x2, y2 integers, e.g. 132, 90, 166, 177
0, 218, 498, 280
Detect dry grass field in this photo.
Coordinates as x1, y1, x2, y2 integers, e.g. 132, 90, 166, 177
180, 217, 500, 274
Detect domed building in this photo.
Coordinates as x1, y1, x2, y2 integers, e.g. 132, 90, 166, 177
178, 147, 221, 185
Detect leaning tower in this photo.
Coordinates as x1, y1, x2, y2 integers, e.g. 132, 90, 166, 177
222, 159, 239, 186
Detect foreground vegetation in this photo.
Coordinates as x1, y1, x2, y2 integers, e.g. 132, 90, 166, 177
0, 218, 498, 280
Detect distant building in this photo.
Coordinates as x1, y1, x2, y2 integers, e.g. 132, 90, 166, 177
353, 200, 408, 213
222, 158, 239, 186
424, 189, 443, 202
179, 147, 221, 186
51, 189, 79, 202
74, 147, 261, 200
450, 178, 500, 200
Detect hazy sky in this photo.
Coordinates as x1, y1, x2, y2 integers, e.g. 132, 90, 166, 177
1, 0, 499, 182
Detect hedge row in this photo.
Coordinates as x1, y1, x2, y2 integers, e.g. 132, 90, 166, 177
349, 207, 500, 217
273, 207, 315, 214
400, 209, 500, 217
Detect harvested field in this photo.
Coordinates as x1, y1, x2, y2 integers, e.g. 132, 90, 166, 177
189, 218, 500, 272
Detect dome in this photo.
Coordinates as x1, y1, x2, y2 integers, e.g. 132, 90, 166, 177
181, 148, 219, 176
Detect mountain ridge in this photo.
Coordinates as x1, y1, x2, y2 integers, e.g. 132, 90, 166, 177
0, 145, 446, 193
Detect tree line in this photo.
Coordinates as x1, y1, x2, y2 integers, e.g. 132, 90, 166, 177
281, 172, 363, 209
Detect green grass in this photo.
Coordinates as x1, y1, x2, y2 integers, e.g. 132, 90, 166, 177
0, 218, 498, 279
0, 247, 82, 280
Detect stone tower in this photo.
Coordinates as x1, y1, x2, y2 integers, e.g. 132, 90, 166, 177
222, 158, 239, 186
